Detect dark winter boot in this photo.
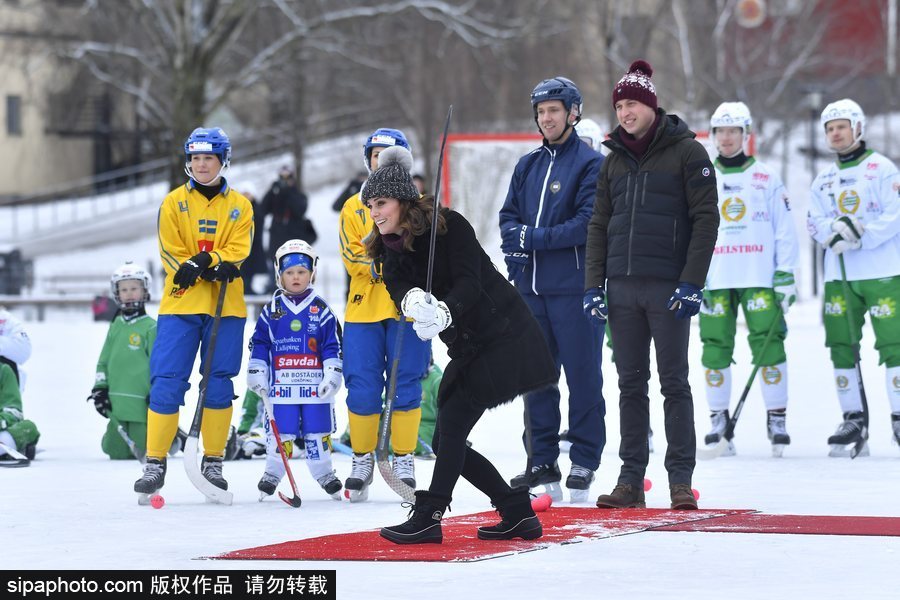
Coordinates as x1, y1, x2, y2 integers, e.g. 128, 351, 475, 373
596, 483, 645, 509
201, 455, 228, 490
380, 490, 451, 545
478, 487, 543, 541
134, 457, 167, 494
670, 483, 698, 510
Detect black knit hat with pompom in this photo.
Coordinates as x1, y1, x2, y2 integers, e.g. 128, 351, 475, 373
612, 60, 658, 110
361, 146, 419, 205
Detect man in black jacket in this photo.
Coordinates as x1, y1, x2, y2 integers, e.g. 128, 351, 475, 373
584, 60, 719, 510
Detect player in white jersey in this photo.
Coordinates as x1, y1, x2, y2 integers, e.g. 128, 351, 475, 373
700, 102, 800, 457
807, 99, 900, 456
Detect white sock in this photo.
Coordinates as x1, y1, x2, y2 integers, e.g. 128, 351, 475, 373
834, 368, 863, 413
304, 433, 335, 481
758, 362, 788, 411
886, 366, 900, 414
705, 367, 732, 412
263, 431, 293, 480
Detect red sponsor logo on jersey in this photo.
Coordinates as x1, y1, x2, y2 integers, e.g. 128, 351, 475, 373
713, 244, 764, 255
310, 305, 319, 314
867, 162, 878, 170
752, 172, 769, 183
308, 337, 318, 352
198, 240, 213, 252
275, 354, 321, 369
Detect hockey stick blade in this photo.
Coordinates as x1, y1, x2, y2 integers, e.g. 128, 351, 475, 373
850, 425, 868, 459
183, 436, 234, 505
375, 325, 416, 503
0, 441, 29, 467
696, 438, 730, 461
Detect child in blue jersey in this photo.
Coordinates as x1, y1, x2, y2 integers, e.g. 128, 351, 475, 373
247, 239, 344, 500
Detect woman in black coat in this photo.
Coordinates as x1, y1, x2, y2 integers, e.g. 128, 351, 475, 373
362, 147, 558, 545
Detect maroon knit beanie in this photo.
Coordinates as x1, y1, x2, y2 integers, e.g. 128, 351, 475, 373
612, 60, 658, 111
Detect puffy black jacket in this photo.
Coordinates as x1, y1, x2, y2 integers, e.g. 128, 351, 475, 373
585, 110, 719, 288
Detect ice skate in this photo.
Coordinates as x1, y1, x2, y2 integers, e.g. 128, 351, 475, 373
509, 462, 563, 502
134, 457, 166, 505
827, 411, 868, 457
704, 410, 736, 456
767, 410, 791, 458
201, 456, 228, 490
345, 452, 374, 503
392, 453, 415, 488
257, 471, 282, 501
565, 465, 595, 503
316, 471, 343, 500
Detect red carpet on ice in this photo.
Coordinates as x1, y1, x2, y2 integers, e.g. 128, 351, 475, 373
213, 508, 748, 562
212, 508, 900, 562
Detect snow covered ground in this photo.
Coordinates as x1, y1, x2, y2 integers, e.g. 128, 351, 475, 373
3, 140, 898, 598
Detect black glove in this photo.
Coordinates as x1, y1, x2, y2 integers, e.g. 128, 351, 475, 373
173, 252, 212, 289
201, 261, 241, 283
88, 388, 111, 418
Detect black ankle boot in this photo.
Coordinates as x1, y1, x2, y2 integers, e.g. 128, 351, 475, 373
478, 487, 543, 541
380, 490, 451, 545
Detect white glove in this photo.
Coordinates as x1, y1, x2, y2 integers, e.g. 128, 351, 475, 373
825, 230, 861, 255
247, 359, 269, 399
772, 271, 797, 314
317, 358, 343, 400
831, 215, 864, 242
401, 287, 437, 323
411, 302, 452, 340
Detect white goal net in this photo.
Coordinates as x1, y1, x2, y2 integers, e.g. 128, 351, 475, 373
441, 133, 542, 248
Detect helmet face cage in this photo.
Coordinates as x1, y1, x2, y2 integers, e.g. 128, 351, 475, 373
820, 99, 866, 146
184, 127, 232, 181
110, 263, 151, 311
710, 102, 753, 155
363, 128, 410, 172
274, 239, 318, 291
531, 77, 583, 123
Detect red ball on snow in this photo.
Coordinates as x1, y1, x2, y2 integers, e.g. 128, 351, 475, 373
150, 494, 165, 509
531, 494, 552, 512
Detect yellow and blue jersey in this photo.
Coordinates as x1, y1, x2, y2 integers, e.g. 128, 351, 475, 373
157, 179, 254, 317
339, 192, 402, 323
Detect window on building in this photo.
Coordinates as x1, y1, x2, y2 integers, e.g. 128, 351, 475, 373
7, 96, 22, 136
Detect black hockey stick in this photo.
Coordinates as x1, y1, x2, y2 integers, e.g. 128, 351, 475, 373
183, 280, 234, 504
697, 304, 784, 460
838, 255, 869, 459
376, 106, 453, 502
109, 414, 146, 463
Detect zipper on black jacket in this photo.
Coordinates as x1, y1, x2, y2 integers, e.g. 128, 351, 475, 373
627, 171, 639, 276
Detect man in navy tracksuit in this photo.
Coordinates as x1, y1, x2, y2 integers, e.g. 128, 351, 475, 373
499, 77, 605, 503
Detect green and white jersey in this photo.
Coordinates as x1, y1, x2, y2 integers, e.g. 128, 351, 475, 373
94, 313, 156, 423
707, 157, 799, 290
808, 148, 900, 282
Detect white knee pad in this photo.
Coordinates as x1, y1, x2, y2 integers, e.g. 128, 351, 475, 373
304, 433, 335, 481
834, 368, 862, 413
704, 367, 732, 412
758, 362, 788, 411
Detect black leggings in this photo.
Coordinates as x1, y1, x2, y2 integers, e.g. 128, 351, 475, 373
429, 386, 512, 503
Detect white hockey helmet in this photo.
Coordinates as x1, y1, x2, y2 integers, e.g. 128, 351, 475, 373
110, 261, 151, 310
820, 98, 865, 146
274, 239, 318, 291
711, 102, 753, 156
574, 118, 604, 152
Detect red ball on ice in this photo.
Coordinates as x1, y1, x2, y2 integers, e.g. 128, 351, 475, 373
531, 493, 552, 512
643, 478, 652, 492
692, 488, 700, 500
150, 494, 165, 509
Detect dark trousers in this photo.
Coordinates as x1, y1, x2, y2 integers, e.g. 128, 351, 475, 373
607, 277, 696, 487
521, 293, 605, 470
429, 387, 511, 503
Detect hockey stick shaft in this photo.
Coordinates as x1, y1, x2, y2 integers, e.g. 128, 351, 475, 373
425, 105, 453, 295
183, 281, 233, 504
109, 414, 145, 463
376, 320, 415, 502
838, 255, 869, 459
260, 394, 302, 507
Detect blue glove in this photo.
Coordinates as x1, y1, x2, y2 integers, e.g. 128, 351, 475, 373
667, 283, 703, 319
504, 252, 529, 281
582, 286, 608, 324
501, 224, 533, 253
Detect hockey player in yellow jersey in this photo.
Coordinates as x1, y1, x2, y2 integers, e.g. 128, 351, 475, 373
338, 128, 430, 501
134, 127, 253, 499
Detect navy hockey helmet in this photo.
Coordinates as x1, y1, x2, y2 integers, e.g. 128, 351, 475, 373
363, 128, 411, 171
530, 77, 583, 121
